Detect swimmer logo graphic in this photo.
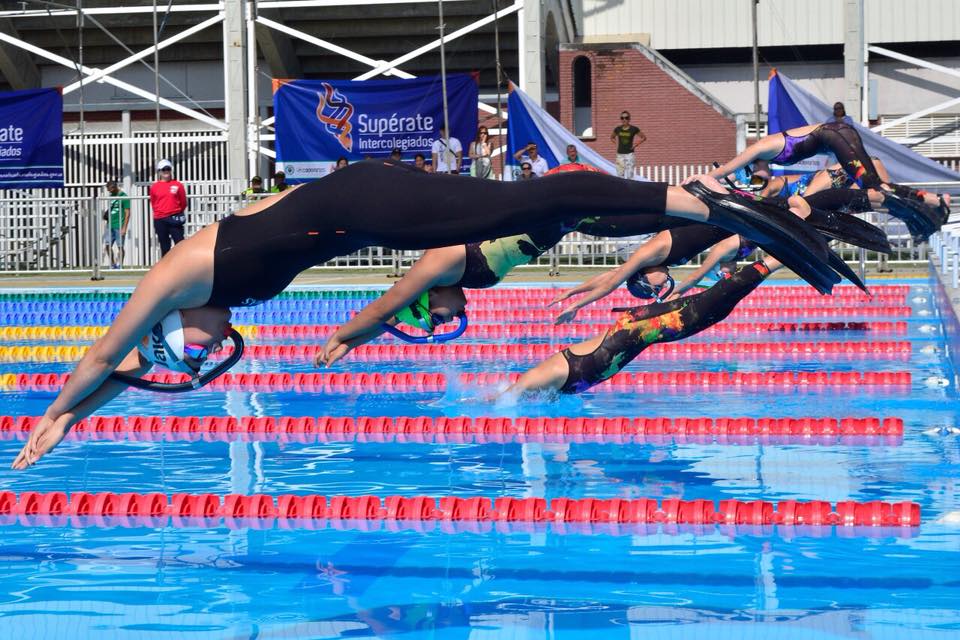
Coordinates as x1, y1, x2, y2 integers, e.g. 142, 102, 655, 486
315, 83, 355, 152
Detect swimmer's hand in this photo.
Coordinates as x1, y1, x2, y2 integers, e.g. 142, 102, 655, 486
11, 415, 69, 470
317, 337, 350, 367
549, 270, 625, 324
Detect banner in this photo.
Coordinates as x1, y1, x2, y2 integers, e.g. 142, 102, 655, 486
0, 88, 63, 190
505, 83, 620, 180
274, 75, 478, 182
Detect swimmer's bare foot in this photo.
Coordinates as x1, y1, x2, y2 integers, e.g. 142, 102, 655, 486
941, 194, 953, 224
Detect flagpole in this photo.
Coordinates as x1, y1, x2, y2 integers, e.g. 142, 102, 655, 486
751, 0, 761, 138
437, 0, 451, 171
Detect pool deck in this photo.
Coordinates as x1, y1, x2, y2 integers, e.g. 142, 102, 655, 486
0, 263, 931, 290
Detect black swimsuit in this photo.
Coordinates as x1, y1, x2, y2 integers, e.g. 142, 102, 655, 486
455, 214, 688, 289
771, 122, 882, 189
559, 261, 770, 393
209, 161, 670, 307
662, 224, 732, 265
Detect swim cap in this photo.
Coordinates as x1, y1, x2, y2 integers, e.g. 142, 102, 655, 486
626, 271, 676, 302
137, 311, 196, 374
393, 291, 436, 333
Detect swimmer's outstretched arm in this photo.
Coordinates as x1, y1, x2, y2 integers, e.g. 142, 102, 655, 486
12, 348, 151, 470
669, 235, 741, 298
319, 245, 465, 367
549, 232, 672, 324
14, 243, 213, 468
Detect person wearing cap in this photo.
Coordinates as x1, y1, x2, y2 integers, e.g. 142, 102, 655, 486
270, 171, 288, 193
149, 159, 188, 257
103, 180, 130, 269
243, 176, 264, 197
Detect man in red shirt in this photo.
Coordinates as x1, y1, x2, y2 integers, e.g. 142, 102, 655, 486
149, 159, 188, 257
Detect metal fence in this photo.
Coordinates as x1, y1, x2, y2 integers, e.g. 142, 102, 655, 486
0, 178, 946, 275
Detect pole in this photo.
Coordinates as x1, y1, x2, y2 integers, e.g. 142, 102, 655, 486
437, 0, 451, 172
492, 0, 504, 180
152, 0, 162, 164
751, 0, 760, 139
78, 0, 102, 281
247, 0, 260, 181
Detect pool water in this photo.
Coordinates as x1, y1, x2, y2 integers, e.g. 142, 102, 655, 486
0, 278, 959, 639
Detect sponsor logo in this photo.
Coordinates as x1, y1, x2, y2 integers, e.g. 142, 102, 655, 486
316, 83, 355, 152
149, 323, 169, 363
0, 125, 25, 159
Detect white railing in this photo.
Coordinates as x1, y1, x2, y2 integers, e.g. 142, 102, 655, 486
0, 123, 949, 272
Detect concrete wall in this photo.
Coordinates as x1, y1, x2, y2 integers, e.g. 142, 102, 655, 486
579, 0, 960, 50
558, 45, 737, 166
683, 56, 960, 117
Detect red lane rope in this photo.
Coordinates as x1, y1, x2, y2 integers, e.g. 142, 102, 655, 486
229, 341, 911, 363
13, 371, 912, 392
466, 307, 911, 322
464, 295, 907, 309
254, 321, 910, 339
0, 491, 921, 528
467, 285, 910, 298
2, 415, 905, 444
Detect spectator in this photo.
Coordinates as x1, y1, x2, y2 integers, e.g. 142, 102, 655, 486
335, 157, 349, 171
149, 159, 187, 257
565, 144, 580, 164
518, 161, 536, 180
390, 148, 402, 162
103, 180, 130, 269
513, 141, 548, 177
469, 126, 493, 179
424, 162, 434, 173
271, 171, 288, 193
414, 153, 427, 171
431, 125, 462, 174
830, 101, 854, 124
611, 111, 646, 178
242, 176, 264, 197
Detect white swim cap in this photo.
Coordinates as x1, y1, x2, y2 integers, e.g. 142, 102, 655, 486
138, 311, 194, 373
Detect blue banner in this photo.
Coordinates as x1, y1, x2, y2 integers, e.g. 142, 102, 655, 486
0, 88, 63, 189
767, 71, 808, 134
274, 75, 478, 182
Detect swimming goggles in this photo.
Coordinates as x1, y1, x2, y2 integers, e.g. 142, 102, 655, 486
110, 327, 245, 393
381, 291, 468, 344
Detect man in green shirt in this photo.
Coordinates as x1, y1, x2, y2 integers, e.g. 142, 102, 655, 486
103, 180, 130, 269
610, 111, 646, 178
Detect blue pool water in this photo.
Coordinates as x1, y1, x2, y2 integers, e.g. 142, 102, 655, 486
0, 278, 959, 639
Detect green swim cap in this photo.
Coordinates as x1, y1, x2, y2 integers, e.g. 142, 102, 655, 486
393, 291, 436, 333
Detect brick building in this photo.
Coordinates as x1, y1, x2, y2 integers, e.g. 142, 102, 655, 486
557, 42, 739, 168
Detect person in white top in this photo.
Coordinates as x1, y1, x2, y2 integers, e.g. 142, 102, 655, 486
431, 125, 463, 174
513, 142, 549, 177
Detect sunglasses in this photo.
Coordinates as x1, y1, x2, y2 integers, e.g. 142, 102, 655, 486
620, 116, 630, 120
522, 166, 532, 170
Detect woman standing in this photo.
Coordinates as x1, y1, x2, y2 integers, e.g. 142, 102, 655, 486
469, 126, 494, 179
